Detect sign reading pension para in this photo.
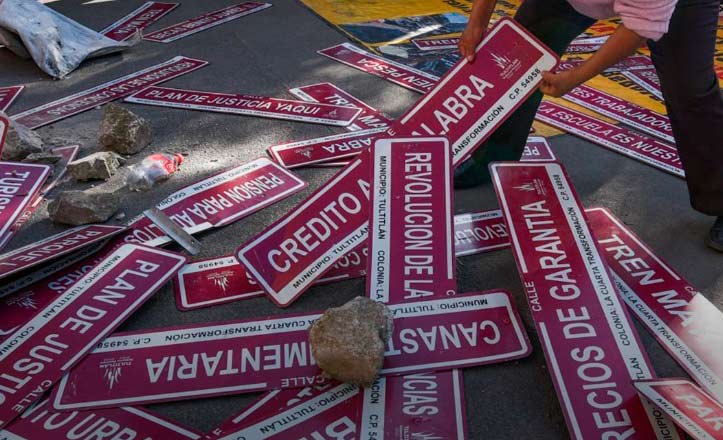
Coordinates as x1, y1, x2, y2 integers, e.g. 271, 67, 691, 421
588, 207, 723, 403
12, 57, 208, 129
361, 371, 467, 440
125, 86, 362, 126
0, 244, 186, 429
0, 163, 50, 247
368, 137, 455, 304
289, 82, 392, 132
122, 158, 306, 247
0, 225, 125, 281
267, 127, 387, 168
173, 245, 367, 310
101, 2, 179, 41
143, 2, 272, 43
535, 101, 684, 178
634, 379, 723, 440
318, 43, 440, 94
237, 18, 558, 307
50, 291, 530, 409
391, 17, 559, 166
454, 210, 510, 257
563, 85, 674, 143
0, 399, 202, 440
491, 162, 680, 440
0, 86, 23, 113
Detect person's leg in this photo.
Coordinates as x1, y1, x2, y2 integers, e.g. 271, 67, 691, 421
646, 0, 723, 249
454, 0, 595, 187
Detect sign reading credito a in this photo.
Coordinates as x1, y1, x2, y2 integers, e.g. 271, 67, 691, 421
237, 18, 558, 307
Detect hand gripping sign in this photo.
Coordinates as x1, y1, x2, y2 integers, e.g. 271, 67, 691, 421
125, 86, 362, 127
588, 207, 723, 403
101, 2, 179, 42
490, 162, 680, 440
634, 379, 723, 440
237, 17, 559, 307
361, 370, 468, 440
535, 101, 684, 178
0, 244, 186, 429
50, 291, 530, 410
367, 137, 456, 304
0, 399, 202, 440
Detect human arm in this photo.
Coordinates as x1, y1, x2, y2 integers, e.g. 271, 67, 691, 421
458, 0, 497, 63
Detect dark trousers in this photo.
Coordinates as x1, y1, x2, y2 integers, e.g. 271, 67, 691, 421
473, 0, 723, 216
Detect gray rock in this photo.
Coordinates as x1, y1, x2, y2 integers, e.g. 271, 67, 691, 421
309, 297, 393, 388
47, 190, 120, 225
2, 117, 44, 161
22, 152, 63, 165
68, 152, 124, 181
98, 104, 152, 155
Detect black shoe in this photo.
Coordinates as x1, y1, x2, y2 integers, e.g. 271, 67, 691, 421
453, 158, 492, 189
705, 216, 723, 252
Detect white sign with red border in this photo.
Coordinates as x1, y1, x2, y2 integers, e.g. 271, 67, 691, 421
237, 18, 558, 307
588, 207, 723, 403
634, 379, 723, 440
535, 101, 684, 178
0, 224, 125, 280
101, 1, 179, 41
563, 85, 673, 143
126, 86, 362, 126
289, 82, 392, 131
491, 162, 679, 440
0, 244, 186, 428
318, 43, 440, 94
51, 291, 530, 410
0, 86, 23, 113
368, 137, 455, 303
11, 57, 208, 129
143, 2, 271, 43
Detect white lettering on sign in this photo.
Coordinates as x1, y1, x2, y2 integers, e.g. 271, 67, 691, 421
402, 373, 439, 416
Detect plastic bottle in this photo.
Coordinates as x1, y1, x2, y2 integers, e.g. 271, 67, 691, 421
127, 153, 184, 191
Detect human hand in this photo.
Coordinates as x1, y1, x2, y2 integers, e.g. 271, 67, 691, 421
539, 70, 583, 97
458, 23, 486, 63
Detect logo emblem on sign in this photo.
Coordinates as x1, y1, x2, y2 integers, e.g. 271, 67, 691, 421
100, 357, 133, 390
297, 147, 314, 158
7, 291, 38, 310
490, 51, 522, 79
209, 272, 232, 293
513, 179, 546, 195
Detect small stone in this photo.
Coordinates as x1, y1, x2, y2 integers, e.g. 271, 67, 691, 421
68, 152, 124, 181
2, 117, 44, 161
309, 297, 393, 388
47, 190, 120, 225
98, 103, 152, 155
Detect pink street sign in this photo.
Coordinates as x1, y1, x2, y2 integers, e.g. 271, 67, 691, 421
126, 86, 362, 126
237, 18, 558, 307
318, 43, 440, 94
0, 114, 8, 157
267, 127, 387, 169
0, 86, 23, 113
565, 36, 608, 54
51, 291, 530, 410
0, 399, 201, 439
361, 370, 467, 439
0, 224, 125, 280
635, 379, 723, 440
101, 1, 179, 41
412, 37, 460, 51
522, 135, 556, 161
588, 207, 723, 403
491, 162, 679, 440
557, 54, 653, 73
12, 57, 208, 129
368, 137, 455, 303
453, 209, 509, 257
535, 101, 684, 178
0, 244, 186, 429
173, 245, 367, 310
392, 17, 559, 166
122, 158, 306, 247
0, 163, 50, 247
207, 383, 360, 440
563, 85, 674, 143
289, 82, 392, 131
143, 2, 272, 43
622, 68, 664, 100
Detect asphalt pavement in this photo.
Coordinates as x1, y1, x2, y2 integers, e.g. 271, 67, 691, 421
1, 0, 721, 438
